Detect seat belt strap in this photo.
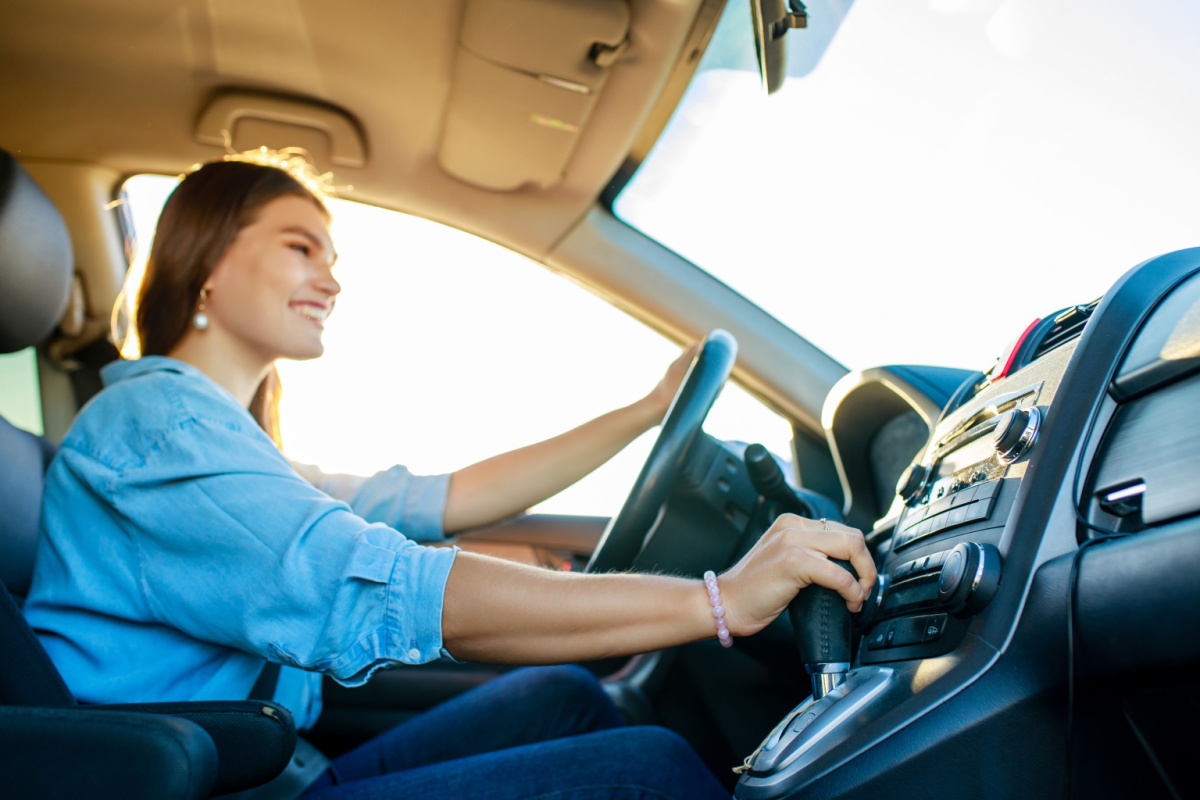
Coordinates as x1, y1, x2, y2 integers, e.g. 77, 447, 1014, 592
249, 661, 281, 701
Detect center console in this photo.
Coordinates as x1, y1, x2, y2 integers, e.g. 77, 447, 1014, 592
735, 251, 1200, 800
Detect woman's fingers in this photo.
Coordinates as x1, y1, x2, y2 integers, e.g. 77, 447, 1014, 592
796, 550, 867, 610
772, 515, 877, 601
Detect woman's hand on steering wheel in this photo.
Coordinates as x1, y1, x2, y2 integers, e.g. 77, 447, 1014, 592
716, 513, 877, 638
639, 342, 702, 422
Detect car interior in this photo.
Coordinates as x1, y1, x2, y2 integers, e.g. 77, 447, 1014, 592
2, 0, 1199, 798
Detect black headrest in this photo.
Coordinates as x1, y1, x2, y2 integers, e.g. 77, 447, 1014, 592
0, 151, 73, 354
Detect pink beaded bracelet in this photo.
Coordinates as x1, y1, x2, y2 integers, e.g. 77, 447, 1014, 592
703, 570, 733, 648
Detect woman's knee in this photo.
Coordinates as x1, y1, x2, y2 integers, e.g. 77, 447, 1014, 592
512, 665, 605, 705
509, 664, 623, 731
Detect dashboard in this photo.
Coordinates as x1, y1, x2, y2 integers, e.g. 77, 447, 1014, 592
735, 250, 1200, 799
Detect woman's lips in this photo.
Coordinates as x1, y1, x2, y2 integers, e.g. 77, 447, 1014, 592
290, 302, 329, 326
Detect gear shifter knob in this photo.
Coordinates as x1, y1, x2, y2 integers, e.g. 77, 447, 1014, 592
789, 560, 857, 699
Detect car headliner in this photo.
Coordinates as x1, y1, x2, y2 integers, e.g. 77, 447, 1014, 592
0, 0, 850, 433
0, 0, 711, 258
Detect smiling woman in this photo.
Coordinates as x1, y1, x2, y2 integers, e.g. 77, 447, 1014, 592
23, 157, 875, 800
118, 174, 794, 516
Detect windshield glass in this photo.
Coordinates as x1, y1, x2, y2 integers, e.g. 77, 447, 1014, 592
616, 0, 1200, 371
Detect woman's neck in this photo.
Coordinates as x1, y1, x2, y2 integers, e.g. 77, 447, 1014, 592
166, 328, 273, 408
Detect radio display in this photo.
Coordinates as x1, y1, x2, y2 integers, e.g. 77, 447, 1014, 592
936, 434, 995, 478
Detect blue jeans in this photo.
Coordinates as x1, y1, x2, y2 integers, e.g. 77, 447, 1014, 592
301, 665, 731, 799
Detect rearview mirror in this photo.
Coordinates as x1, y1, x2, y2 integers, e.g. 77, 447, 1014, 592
751, 0, 808, 94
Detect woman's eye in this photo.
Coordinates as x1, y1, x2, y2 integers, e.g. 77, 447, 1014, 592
288, 242, 311, 256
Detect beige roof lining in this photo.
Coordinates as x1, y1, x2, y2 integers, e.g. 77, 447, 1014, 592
0, 0, 705, 261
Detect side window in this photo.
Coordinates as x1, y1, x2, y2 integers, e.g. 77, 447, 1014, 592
120, 176, 792, 515
0, 347, 44, 435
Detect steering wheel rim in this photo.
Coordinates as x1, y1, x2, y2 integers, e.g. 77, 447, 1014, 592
585, 329, 738, 574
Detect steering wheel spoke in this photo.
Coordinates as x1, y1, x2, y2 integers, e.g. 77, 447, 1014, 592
585, 330, 738, 574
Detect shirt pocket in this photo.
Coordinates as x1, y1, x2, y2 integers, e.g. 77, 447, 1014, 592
342, 541, 398, 585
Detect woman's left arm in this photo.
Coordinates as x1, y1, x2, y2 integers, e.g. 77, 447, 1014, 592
443, 344, 698, 534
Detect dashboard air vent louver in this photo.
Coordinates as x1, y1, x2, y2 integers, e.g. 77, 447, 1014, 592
1030, 297, 1100, 361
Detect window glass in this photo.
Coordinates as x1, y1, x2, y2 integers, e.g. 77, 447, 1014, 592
0, 347, 44, 435
616, 0, 1200, 372
120, 176, 793, 516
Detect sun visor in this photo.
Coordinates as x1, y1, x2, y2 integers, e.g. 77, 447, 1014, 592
438, 0, 630, 191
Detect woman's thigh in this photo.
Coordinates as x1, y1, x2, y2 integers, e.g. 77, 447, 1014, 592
302, 726, 731, 800
317, 665, 624, 785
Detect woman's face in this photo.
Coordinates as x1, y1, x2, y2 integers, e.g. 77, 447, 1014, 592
203, 194, 339, 363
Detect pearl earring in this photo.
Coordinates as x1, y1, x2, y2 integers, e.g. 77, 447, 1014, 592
193, 288, 209, 330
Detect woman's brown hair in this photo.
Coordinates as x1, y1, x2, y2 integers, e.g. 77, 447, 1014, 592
135, 160, 329, 448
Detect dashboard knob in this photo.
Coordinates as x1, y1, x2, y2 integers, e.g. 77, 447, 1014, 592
936, 542, 1002, 616
937, 546, 968, 602
991, 406, 1041, 464
896, 463, 929, 506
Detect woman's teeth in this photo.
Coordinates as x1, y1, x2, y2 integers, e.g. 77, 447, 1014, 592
293, 305, 328, 323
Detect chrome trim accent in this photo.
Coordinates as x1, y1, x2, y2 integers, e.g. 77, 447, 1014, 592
804, 662, 851, 699
1104, 482, 1146, 503
804, 662, 851, 674
745, 667, 894, 784
996, 405, 1041, 464
810, 671, 847, 699
969, 542, 987, 596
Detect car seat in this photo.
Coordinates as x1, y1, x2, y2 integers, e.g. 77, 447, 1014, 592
0, 149, 298, 799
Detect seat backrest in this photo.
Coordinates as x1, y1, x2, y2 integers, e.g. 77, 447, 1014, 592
0, 149, 72, 599
0, 150, 77, 705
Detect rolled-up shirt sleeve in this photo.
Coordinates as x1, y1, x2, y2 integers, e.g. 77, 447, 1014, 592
105, 418, 457, 686
290, 461, 451, 542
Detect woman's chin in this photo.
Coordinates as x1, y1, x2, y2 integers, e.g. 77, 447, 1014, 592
278, 340, 325, 361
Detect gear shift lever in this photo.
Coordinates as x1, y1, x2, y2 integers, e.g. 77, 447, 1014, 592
789, 564, 855, 699
744, 444, 879, 700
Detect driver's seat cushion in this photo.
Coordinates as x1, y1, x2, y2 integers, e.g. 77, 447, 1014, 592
0, 415, 57, 600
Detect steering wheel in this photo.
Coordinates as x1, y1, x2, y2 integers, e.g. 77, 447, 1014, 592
585, 329, 738, 573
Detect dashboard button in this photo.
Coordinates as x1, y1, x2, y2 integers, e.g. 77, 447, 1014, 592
892, 617, 925, 647
966, 502, 989, 522
929, 514, 947, 533
947, 504, 969, 527
867, 626, 889, 650
929, 551, 948, 569
976, 480, 1001, 500
922, 614, 948, 641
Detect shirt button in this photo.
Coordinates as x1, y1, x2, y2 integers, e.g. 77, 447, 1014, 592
408, 648, 421, 661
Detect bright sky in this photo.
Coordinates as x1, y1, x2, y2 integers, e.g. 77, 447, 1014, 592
617, 0, 1200, 373
120, 176, 793, 517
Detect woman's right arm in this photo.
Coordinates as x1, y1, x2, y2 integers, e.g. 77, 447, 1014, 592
440, 514, 875, 664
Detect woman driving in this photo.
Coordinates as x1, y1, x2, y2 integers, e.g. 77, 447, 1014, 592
23, 158, 875, 799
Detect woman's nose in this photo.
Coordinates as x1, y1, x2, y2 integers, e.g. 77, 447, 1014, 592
315, 271, 341, 299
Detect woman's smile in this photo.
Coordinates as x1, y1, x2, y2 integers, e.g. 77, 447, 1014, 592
290, 301, 331, 327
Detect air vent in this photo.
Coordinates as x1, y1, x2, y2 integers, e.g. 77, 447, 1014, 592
1030, 297, 1100, 361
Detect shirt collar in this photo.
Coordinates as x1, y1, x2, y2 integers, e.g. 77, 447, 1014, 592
101, 356, 246, 412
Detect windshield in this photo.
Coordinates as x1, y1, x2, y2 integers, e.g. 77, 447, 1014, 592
616, 0, 1200, 371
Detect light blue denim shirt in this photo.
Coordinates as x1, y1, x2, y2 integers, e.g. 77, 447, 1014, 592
23, 356, 457, 730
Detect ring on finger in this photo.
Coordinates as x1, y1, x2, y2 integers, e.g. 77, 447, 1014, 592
819, 517, 829, 530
